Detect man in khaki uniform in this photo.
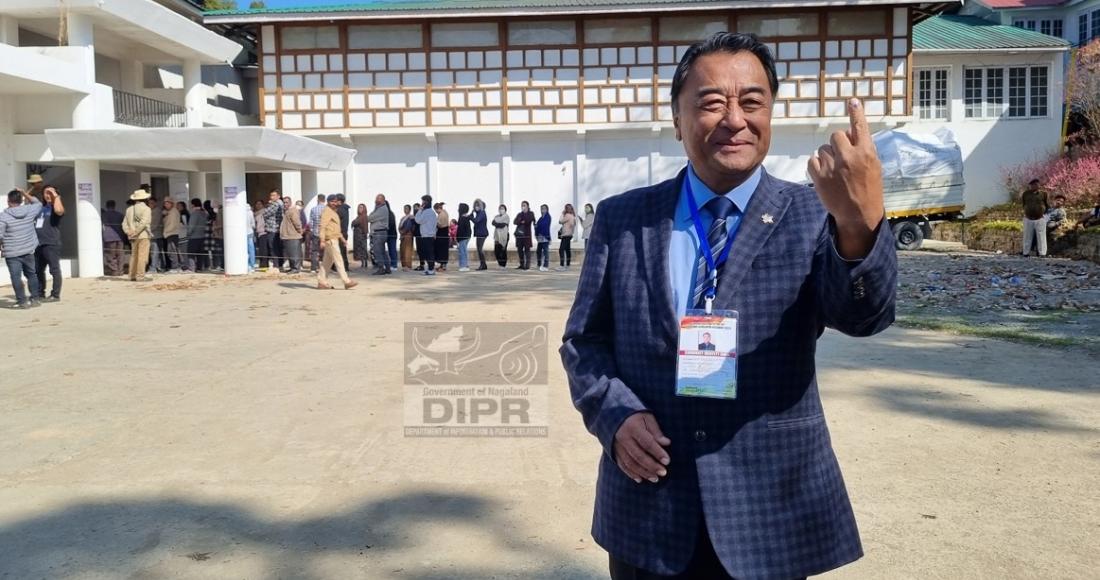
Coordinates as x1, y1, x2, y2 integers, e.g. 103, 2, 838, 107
279, 197, 304, 273
123, 189, 153, 281
317, 194, 357, 290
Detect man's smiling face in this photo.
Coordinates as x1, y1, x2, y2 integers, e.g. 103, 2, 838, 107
674, 50, 773, 190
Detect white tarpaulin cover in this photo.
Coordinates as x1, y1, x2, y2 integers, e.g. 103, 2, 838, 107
874, 127, 964, 180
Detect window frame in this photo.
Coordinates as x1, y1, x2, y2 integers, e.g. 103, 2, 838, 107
963, 65, 1049, 120
915, 66, 950, 121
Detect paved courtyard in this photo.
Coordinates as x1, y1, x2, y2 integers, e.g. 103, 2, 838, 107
1, 261, 1098, 579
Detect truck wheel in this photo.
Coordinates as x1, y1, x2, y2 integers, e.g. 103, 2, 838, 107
892, 220, 924, 251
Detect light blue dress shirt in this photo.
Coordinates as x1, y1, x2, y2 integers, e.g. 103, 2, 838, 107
668, 164, 762, 318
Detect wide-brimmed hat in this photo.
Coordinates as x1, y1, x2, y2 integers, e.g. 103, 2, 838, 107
27, 174, 43, 184
130, 189, 151, 201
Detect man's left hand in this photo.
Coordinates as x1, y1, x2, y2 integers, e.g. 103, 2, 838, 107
807, 98, 885, 259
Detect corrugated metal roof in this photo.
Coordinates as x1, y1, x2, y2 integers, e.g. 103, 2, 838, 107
913, 14, 1069, 51
205, 0, 923, 18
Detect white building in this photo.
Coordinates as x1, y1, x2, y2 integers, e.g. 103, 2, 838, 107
910, 14, 1069, 210
959, 0, 1100, 48
1, 0, 354, 283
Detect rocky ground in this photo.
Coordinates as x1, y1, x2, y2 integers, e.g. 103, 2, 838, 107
897, 242, 1100, 352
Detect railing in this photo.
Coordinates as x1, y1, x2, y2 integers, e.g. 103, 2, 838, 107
113, 89, 187, 128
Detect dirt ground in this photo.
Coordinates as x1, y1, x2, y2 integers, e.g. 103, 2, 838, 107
1, 263, 1097, 579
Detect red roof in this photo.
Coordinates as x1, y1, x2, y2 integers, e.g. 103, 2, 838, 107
979, 0, 1068, 8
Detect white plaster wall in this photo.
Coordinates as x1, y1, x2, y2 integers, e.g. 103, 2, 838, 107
584, 133, 651, 205
510, 135, 575, 214
353, 136, 431, 212
14, 95, 74, 133
437, 136, 502, 212
911, 51, 1066, 212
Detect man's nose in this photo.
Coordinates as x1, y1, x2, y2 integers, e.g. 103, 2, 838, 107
719, 104, 747, 132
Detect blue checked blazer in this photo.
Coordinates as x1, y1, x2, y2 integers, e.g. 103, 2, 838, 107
561, 168, 896, 579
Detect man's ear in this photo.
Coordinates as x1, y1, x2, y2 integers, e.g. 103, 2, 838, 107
673, 112, 682, 142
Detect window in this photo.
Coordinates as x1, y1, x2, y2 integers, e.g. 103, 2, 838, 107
280, 26, 339, 50
736, 14, 817, 38
507, 21, 576, 46
1080, 13, 1089, 44
1014, 18, 1063, 38
584, 18, 652, 44
348, 24, 423, 49
432, 22, 499, 48
827, 10, 886, 35
1030, 66, 1048, 117
916, 68, 948, 120
965, 66, 1048, 119
661, 16, 729, 41
1093, 9, 1100, 41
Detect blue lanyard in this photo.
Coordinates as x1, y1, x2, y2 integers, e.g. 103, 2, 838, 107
685, 176, 743, 306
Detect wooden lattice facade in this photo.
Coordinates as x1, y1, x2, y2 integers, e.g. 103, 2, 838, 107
258, 6, 914, 131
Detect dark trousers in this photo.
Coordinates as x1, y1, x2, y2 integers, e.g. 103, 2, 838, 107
273, 234, 283, 268
188, 238, 208, 271
164, 235, 181, 270
414, 236, 424, 268
475, 236, 487, 267
517, 244, 531, 269
494, 241, 507, 267
34, 244, 62, 299
559, 235, 573, 266
257, 233, 273, 267
310, 232, 321, 270
434, 236, 449, 267
104, 241, 124, 275
6, 254, 39, 305
386, 236, 398, 269
417, 236, 435, 270
212, 239, 224, 270
609, 523, 804, 580
283, 238, 302, 271
536, 241, 549, 268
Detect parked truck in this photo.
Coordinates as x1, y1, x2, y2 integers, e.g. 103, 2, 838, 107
874, 127, 966, 250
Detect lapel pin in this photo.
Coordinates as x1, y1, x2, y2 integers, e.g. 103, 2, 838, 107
761, 213, 774, 225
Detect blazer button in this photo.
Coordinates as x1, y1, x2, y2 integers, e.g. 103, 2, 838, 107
694, 430, 707, 442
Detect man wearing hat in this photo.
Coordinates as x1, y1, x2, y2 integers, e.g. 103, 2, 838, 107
122, 189, 153, 281
26, 174, 45, 199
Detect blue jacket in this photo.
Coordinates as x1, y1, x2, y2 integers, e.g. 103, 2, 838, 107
560, 168, 896, 579
535, 212, 551, 240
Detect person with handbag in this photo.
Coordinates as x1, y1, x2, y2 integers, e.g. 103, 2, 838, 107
492, 204, 510, 268
512, 201, 535, 270
558, 203, 576, 270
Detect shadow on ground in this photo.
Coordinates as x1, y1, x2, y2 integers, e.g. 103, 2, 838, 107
0, 490, 597, 579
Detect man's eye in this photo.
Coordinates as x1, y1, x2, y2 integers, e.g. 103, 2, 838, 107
700, 101, 726, 112
741, 100, 764, 111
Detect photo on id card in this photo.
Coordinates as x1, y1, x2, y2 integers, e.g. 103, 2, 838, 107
675, 309, 738, 399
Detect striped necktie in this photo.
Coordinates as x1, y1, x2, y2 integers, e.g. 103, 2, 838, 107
692, 195, 738, 309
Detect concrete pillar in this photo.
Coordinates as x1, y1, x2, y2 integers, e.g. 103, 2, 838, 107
425, 132, 438, 199
74, 160, 103, 278
120, 59, 143, 93
574, 130, 588, 248
220, 159, 247, 275
0, 97, 14, 192
184, 59, 204, 128
68, 13, 96, 129
301, 170, 318, 202
188, 171, 207, 201
0, 15, 19, 45
500, 131, 512, 208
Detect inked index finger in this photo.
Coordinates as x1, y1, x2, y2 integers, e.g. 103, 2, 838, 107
847, 98, 870, 145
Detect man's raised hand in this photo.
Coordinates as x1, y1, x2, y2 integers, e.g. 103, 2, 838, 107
807, 98, 885, 258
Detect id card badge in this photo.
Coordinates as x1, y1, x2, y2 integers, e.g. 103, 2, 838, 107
675, 309, 738, 399
35, 216, 45, 229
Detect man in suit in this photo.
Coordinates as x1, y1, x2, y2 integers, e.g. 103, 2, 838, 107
561, 32, 896, 580
697, 332, 716, 352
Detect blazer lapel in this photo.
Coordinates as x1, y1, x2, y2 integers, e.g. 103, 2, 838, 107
646, 169, 684, 344
714, 170, 792, 306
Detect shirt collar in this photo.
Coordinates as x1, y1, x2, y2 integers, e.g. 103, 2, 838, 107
680, 163, 762, 224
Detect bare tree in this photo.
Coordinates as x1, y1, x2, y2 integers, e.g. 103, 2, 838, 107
1070, 39, 1100, 142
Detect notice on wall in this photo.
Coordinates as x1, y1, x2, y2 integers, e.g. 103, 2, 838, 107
77, 182, 94, 202
223, 185, 239, 205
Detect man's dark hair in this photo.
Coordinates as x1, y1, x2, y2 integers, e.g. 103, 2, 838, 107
336, 193, 346, 202
326, 194, 339, 202
1029, 179, 1041, 186
670, 32, 779, 114
191, 197, 202, 208
317, 194, 325, 201
422, 194, 432, 206
8, 189, 22, 204
106, 199, 116, 209
1054, 194, 1066, 200
458, 202, 469, 215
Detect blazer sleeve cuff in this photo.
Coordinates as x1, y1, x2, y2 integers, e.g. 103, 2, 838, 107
590, 379, 649, 460
819, 216, 898, 336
